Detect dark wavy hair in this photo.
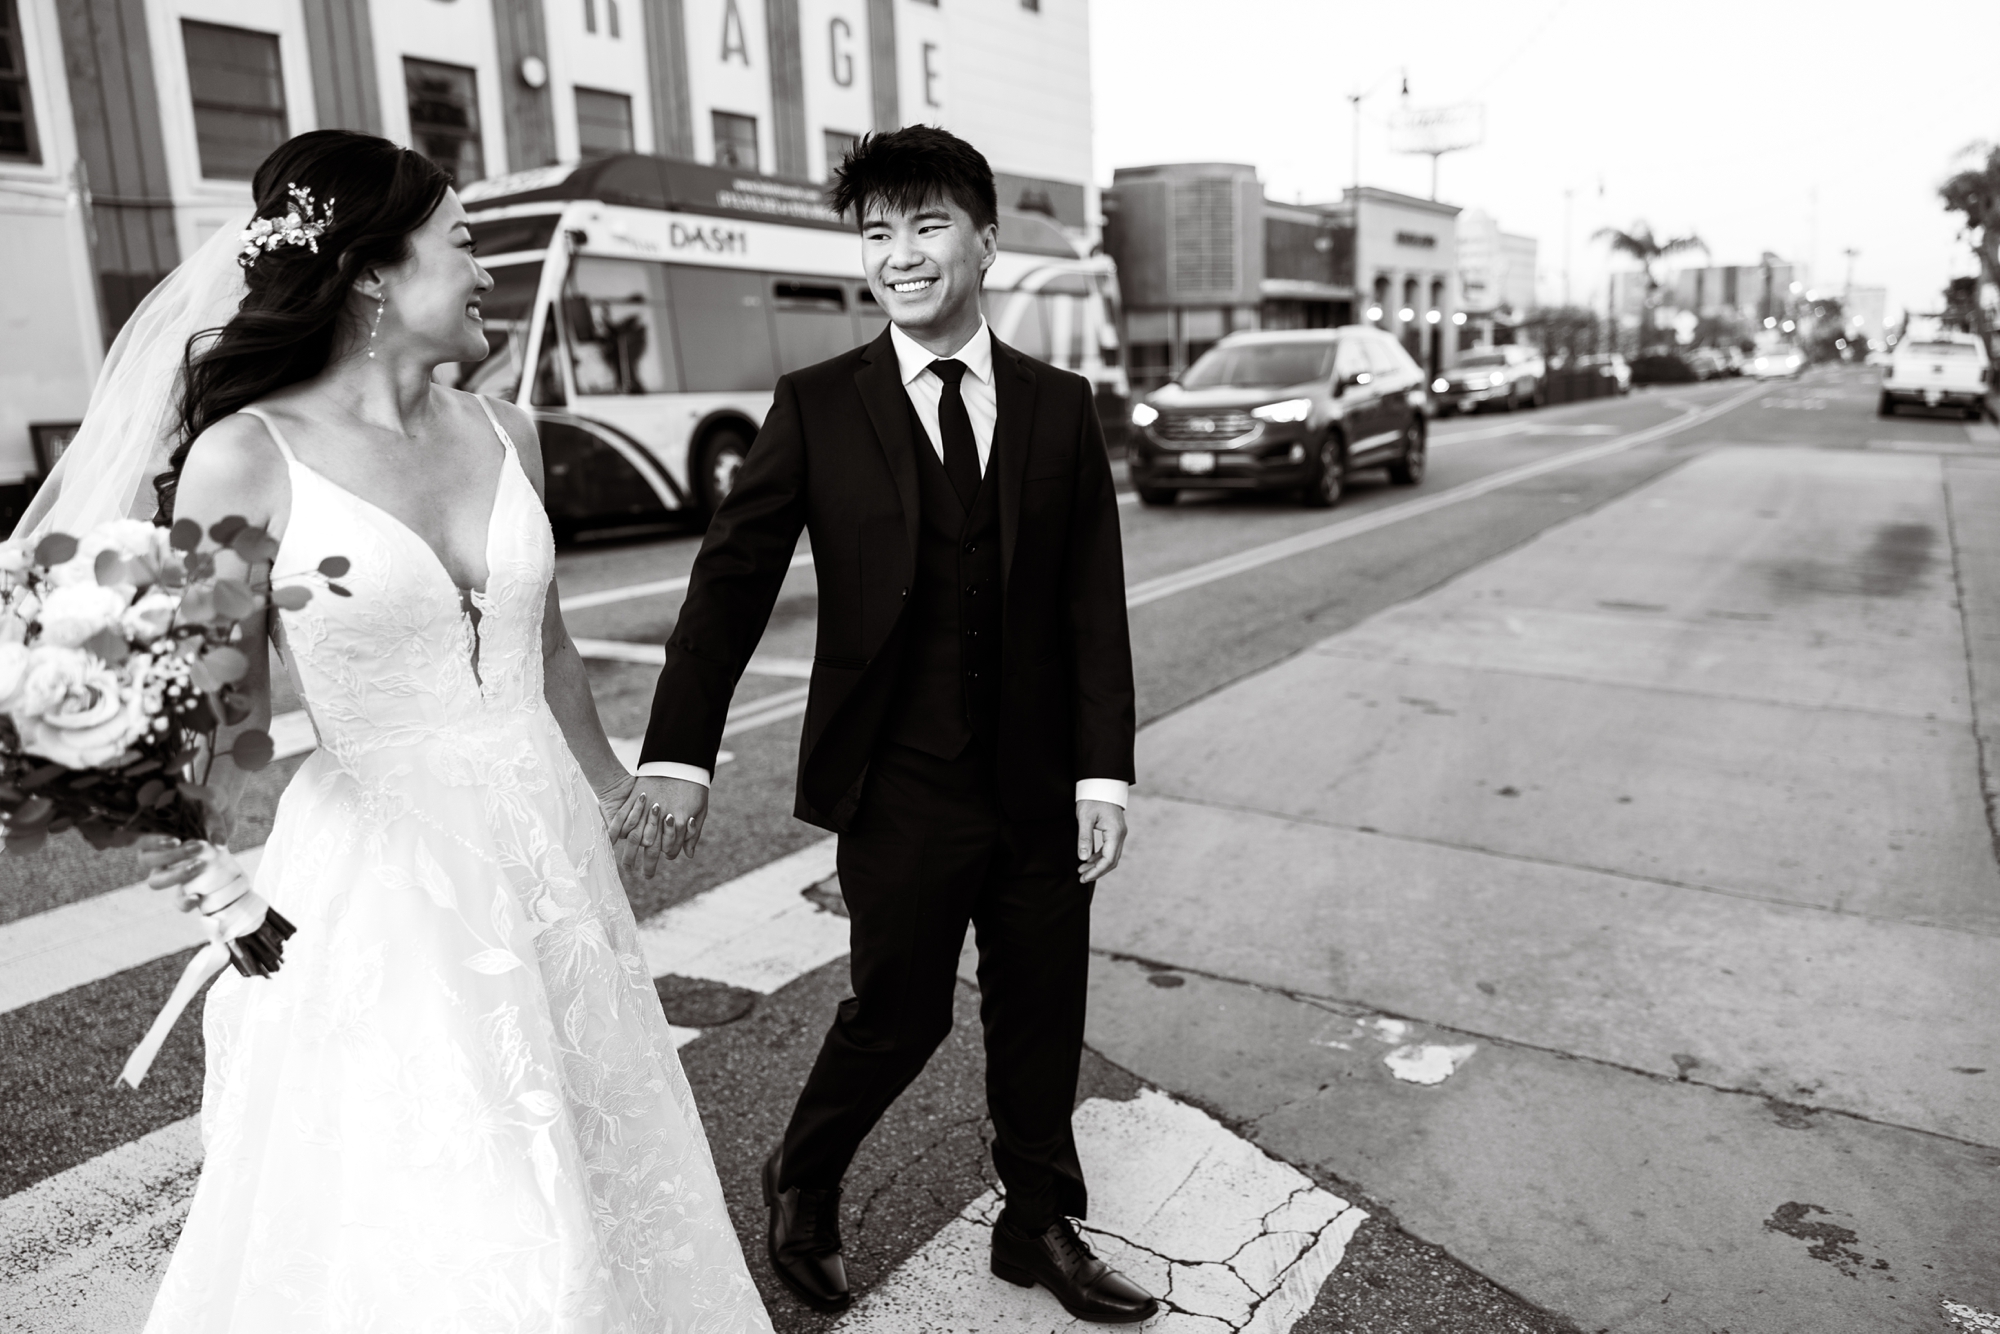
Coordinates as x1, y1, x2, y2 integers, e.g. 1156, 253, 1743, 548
155, 130, 452, 521
827, 125, 997, 233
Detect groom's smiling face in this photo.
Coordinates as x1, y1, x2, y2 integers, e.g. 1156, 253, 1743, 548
859, 194, 997, 346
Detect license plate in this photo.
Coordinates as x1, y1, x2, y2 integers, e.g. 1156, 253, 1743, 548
1179, 451, 1216, 474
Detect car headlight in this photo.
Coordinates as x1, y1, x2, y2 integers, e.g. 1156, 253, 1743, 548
1131, 402, 1158, 427
1432, 377, 1450, 393
1250, 398, 1313, 423
1488, 372, 1507, 387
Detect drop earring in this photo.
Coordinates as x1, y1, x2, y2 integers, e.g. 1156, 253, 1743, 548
368, 293, 386, 359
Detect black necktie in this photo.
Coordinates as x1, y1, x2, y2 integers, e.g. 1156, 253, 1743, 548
928, 359, 982, 511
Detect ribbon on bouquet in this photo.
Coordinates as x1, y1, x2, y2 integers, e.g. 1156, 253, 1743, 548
118, 843, 296, 1088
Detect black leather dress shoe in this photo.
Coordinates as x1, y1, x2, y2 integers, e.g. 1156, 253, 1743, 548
762, 1149, 850, 1312
991, 1216, 1160, 1324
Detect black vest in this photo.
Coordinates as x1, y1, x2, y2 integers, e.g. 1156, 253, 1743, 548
882, 403, 1003, 758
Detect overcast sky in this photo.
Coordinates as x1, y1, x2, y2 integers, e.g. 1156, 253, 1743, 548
1088, 0, 2000, 320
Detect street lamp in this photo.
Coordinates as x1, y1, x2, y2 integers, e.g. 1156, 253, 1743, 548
1764, 316, 1777, 329
1398, 306, 1415, 322
1451, 311, 1467, 325
1781, 319, 1795, 333
1366, 304, 1384, 322
1425, 309, 1441, 324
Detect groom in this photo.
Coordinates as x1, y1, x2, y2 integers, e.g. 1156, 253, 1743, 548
628, 127, 1154, 1324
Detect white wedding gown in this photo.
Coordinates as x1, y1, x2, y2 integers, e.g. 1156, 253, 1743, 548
144, 400, 773, 1333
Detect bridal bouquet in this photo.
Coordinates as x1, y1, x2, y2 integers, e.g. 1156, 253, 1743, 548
0, 516, 346, 1082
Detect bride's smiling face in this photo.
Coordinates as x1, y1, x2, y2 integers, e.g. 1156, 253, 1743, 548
369, 190, 493, 366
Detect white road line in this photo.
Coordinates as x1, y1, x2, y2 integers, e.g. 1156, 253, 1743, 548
571, 640, 815, 679
558, 550, 815, 611
0, 847, 266, 1015
1123, 383, 1765, 610
636, 837, 844, 992
834, 1089, 1367, 1334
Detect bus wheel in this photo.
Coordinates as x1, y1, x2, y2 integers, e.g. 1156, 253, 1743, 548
697, 426, 752, 516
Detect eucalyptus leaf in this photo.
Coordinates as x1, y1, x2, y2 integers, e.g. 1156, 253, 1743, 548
270, 585, 312, 611
317, 555, 351, 578
33, 533, 77, 566
94, 550, 127, 586
209, 516, 248, 545
170, 519, 203, 553
212, 580, 256, 622
231, 729, 275, 771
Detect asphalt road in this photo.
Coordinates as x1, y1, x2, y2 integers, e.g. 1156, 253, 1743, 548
7, 370, 1995, 1332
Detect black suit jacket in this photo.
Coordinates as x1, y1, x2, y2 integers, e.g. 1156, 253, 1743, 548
639, 328, 1136, 831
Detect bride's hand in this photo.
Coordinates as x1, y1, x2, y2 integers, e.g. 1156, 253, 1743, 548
595, 773, 667, 884
136, 834, 212, 909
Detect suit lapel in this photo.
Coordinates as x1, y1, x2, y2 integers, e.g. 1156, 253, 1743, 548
989, 336, 1036, 593
853, 328, 921, 558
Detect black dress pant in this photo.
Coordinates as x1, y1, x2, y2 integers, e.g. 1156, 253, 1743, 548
777, 740, 1094, 1230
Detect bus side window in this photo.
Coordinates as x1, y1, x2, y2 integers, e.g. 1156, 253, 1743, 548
771, 278, 855, 373
666, 264, 777, 392
852, 284, 888, 346
565, 257, 680, 395
531, 306, 566, 406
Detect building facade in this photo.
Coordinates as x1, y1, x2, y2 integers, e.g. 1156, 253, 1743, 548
0, 0, 1093, 521
1104, 169, 1462, 389
1456, 207, 1536, 349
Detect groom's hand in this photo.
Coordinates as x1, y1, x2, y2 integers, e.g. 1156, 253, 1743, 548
1076, 800, 1127, 883
629, 775, 709, 875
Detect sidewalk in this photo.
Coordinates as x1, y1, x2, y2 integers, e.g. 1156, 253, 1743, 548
1088, 443, 2000, 1331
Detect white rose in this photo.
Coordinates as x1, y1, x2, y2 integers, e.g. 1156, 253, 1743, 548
37, 582, 133, 648
122, 589, 179, 644
11, 646, 149, 767
0, 641, 28, 709
0, 614, 24, 646
0, 541, 31, 575
50, 520, 172, 591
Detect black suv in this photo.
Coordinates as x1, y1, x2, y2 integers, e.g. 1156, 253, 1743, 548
1127, 327, 1429, 507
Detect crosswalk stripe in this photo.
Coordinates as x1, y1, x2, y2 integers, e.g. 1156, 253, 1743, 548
832, 1089, 1366, 1333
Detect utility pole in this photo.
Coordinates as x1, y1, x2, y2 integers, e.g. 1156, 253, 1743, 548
1842, 246, 1858, 296
1348, 91, 1363, 197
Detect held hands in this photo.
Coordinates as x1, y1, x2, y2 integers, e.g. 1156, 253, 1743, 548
1076, 799, 1127, 883
595, 773, 708, 884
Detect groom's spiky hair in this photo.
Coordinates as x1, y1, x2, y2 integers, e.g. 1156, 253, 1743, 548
827, 126, 998, 233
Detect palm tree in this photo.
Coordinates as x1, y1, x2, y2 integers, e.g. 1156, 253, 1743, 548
1940, 142, 2000, 354
1595, 222, 1707, 355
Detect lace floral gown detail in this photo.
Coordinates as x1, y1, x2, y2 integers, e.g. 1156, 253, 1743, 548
144, 403, 772, 1334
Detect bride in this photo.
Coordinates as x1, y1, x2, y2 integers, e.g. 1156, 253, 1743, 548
22, 130, 774, 1330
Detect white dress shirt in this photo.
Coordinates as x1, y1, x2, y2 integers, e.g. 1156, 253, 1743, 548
640, 319, 1128, 810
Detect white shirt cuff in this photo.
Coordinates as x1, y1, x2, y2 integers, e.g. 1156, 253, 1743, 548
1074, 778, 1129, 808
637, 761, 712, 788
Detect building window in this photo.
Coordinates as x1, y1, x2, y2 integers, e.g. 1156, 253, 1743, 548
182, 21, 286, 180
712, 111, 757, 171
583, 0, 621, 37
405, 58, 484, 184
823, 129, 858, 175
575, 87, 633, 158
0, 0, 38, 162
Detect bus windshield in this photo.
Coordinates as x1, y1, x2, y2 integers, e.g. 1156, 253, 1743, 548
440, 262, 541, 398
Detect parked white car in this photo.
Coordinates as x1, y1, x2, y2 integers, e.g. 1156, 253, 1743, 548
1880, 334, 1989, 419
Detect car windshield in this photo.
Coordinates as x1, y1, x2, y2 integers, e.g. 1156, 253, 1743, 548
1456, 352, 1509, 369
1181, 340, 1336, 388
1903, 342, 1981, 358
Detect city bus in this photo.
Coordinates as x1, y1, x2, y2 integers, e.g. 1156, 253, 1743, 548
451, 154, 1126, 540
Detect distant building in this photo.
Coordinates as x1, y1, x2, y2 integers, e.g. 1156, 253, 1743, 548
1843, 285, 1888, 344
0, 0, 1097, 524
1104, 167, 1460, 388
1456, 209, 1536, 347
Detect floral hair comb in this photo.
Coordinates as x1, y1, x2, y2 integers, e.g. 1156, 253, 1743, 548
238, 184, 336, 268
